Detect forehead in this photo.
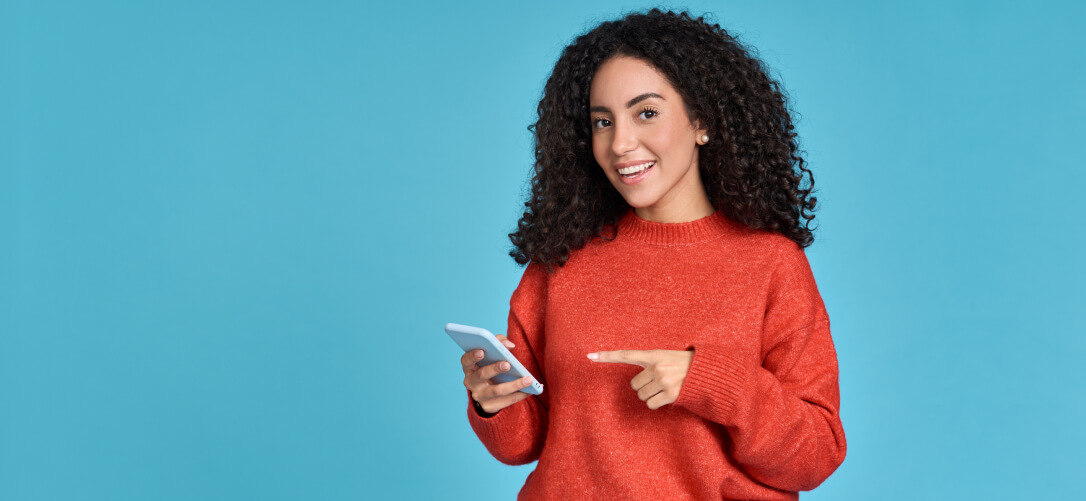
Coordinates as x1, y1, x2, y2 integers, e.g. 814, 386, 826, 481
589, 56, 677, 104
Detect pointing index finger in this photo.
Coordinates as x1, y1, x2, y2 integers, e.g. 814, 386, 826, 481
587, 350, 653, 367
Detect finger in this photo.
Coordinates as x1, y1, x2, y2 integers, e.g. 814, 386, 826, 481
465, 359, 507, 390
478, 388, 531, 414
479, 375, 536, 400
495, 334, 515, 349
477, 359, 513, 384
460, 349, 485, 373
588, 349, 653, 367
646, 390, 674, 411
630, 369, 653, 391
637, 380, 664, 402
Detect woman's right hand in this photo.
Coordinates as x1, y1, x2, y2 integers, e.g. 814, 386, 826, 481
461, 334, 536, 415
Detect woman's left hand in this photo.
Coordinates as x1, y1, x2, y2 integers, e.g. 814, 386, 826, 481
587, 349, 694, 410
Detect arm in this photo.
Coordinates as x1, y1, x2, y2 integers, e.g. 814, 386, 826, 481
673, 243, 846, 491
466, 262, 550, 465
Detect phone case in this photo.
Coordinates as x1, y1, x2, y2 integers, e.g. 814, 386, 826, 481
445, 323, 544, 395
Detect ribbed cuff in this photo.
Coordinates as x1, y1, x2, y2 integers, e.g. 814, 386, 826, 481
674, 343, 753, 425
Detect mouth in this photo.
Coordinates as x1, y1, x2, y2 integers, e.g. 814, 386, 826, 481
615, 160, 655, 184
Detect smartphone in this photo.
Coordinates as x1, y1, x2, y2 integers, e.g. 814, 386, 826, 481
445, 323, 544, 395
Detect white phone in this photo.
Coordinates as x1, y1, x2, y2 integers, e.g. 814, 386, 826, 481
445, 323, 544, 395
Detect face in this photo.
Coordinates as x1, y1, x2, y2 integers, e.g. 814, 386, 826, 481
589, 56, 710, 222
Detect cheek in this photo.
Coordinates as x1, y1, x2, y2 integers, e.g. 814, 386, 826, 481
591, 135, 610, 170
654, 127, 694, 162
656, 125, 687, 150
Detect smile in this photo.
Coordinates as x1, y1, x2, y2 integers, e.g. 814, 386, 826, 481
617, 161, 655, 177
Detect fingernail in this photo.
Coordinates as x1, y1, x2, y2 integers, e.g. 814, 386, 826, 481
523, 378, 533, 386
504, 341, 515, 348
474, 351, 483, 359
587, 353, 599, 360
501, 362, 510, 371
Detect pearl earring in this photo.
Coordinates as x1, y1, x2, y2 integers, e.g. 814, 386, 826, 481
700, 134, 709, 144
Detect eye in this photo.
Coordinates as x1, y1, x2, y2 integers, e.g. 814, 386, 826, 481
592, 117, 612, 130
638, 107, 659, 120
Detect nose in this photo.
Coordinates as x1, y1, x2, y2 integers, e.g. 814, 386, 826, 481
610, 120, 637, 157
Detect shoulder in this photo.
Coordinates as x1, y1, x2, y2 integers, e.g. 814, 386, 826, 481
690, 216, 805, 272
737, 228, 816, 290
727, 218, 801, 254
761, 234, 829, 331
520, 260, 551, 285
766, 233, 812, 274
510, 261, 551, 306
706, 222, 824, 314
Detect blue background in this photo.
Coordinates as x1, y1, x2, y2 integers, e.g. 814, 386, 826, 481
4, 0, 1084, 499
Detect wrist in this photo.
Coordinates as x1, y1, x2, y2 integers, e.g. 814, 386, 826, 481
473, 398, 499, 418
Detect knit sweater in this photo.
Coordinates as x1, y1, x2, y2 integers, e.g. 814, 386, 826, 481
467, 208, 846, 500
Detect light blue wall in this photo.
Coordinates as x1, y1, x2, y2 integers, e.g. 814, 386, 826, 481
4, 0, 1084, 499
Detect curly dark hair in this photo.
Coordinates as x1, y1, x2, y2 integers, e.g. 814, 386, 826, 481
509, 8, 817, 267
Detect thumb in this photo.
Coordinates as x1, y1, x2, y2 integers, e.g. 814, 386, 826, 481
495, 334, 515, 349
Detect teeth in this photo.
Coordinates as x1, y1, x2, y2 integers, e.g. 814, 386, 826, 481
617, 161, 654, 175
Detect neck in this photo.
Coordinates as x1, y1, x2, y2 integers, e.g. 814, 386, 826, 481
634, 163, 715, 223
635, 198, 714, 223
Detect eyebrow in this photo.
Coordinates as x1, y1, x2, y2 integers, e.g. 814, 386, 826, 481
589, 92, 665, 113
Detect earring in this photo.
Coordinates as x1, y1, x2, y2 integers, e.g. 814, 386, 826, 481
700, 134, 709, 144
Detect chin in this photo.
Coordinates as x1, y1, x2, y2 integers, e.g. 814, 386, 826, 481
616, 192, 659, 210
608, 179, 660, 208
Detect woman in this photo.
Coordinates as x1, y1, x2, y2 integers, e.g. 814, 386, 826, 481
459, 9, 846, 500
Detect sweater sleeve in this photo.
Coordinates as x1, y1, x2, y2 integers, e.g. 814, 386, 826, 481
673, 242, 847, 492
466, 262, 550, 465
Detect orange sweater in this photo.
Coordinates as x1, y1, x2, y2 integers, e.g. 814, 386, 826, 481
468, 209, 846, 500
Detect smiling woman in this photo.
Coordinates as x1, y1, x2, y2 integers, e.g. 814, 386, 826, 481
457, 8, 845, 500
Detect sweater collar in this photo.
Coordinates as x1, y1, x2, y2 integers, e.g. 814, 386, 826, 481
616, 208, 737, 245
